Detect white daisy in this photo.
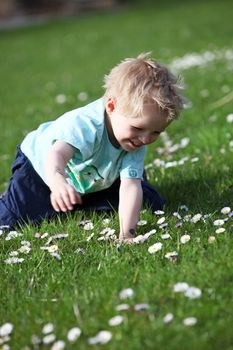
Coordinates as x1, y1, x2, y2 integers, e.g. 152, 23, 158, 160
164, 251, 178, 261
180, 234, 191, 244
226, 113, 233, 123
119, 288, 134, 300
183, 317, 197, 326
115, 304, 130, 311
148, 242, 163, 253
42, 334, 56, 344
154, 210, 165, 215
20, 240, 31, 246
213, 219, 225, 226
163, 313, 174, 324
77, 91, 88, 101
9, 251, 19, 257
42, 323, 54, 334
161, 233, 171, 240
134, 303, 150, 311
47, 245, 58, 253
18, 245, 31, 254
108, 315, 124, 326
184, 286, 202, 299
173, 282, 189, 293
0, 323, 14, 337
208, 236, 216, 243
67, 327, 81, 342
55, 94, 67, 104
51, 340, 66, 350
215, 227, 225, 234
137, 220, 147, 226
221, 207, 231, 215
84, 222, 94, 230
157, 217, 166, 225
88, 330, 112, 345
191, 214, 202, 223
5, 257, 24, 264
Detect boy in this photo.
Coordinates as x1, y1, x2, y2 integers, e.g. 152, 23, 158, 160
0, 53, 185, 240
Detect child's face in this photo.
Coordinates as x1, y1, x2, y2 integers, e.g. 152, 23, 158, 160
105, 98, 171, 152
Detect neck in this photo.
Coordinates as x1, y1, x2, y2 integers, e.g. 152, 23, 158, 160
104, 110, 120, 148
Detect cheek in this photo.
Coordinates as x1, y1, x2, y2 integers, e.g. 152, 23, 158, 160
150, 134, 159, 143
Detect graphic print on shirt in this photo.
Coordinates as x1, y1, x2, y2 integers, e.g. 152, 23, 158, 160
65, 161, 104, 193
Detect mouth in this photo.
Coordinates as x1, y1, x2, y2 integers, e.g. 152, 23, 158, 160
128, 140, 142, 149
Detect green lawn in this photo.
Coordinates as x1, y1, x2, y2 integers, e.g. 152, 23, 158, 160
0, 0, 233, 349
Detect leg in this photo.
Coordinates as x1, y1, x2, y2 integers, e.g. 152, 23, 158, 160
0, 146, 56, 228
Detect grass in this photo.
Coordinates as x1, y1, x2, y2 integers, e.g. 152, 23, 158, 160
0, 0, 233, 348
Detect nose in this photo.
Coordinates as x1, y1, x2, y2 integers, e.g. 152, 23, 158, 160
139, 134, 156, 145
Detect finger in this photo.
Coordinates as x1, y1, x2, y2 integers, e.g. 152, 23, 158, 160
53, 192, 71, 212
60, 190, 74, 211
50, 193, 63, 212
67, 186, 82, 205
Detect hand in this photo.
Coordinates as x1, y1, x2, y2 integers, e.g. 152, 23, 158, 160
50, 173, 82, 212
118, 229, 135, 244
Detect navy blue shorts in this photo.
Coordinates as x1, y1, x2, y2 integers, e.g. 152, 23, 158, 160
0, 146, 165, 228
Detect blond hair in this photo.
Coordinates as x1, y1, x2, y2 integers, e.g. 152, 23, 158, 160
103, 52, 186, 120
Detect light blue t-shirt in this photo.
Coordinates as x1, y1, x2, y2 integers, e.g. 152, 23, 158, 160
21, 98, 146, 194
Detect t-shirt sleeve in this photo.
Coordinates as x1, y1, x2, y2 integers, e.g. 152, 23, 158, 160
120, 146, 146, 180
50, 111, 100, 160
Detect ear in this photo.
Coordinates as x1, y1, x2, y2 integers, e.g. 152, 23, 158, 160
105, 97, 116, 115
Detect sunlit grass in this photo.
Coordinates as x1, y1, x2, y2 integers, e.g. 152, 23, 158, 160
0, 0, 233, 348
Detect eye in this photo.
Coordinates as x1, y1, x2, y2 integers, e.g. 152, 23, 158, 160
132, 126, 143, 131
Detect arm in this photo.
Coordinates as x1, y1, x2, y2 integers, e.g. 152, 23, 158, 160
45, 140, 82, 212
118, 178, 143, 241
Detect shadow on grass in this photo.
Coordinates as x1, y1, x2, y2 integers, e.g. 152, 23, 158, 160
158, 169, 233, 213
